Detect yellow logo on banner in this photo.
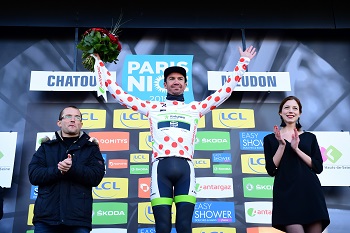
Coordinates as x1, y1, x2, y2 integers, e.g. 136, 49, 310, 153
28, 204, 34, 225
137, 202, 176, 224
192, 159, 211, 168
81, 109, 106, 129
139, 132, 152, 151
241, 154, 267, 174
113, 109, 150, 129
198, 115, 206, 128
212, 109, 255, 128
93, 177, 128, 199
130, 153, 149, 163
113, 108, 206, 129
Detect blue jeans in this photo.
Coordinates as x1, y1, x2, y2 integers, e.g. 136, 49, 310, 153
34, 222, 91, 233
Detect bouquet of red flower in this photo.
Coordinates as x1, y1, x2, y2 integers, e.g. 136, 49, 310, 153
77, 27, 122, 72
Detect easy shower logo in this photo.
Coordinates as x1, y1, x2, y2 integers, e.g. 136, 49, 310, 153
212, 153, 232, 163
239, 131, 271, 151
30, 185, 38, 200
193, 201, 235, 223
138, 227, 176, 233
122, 55, 194, 103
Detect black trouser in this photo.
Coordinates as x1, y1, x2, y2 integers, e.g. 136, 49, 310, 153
150, 157, 196, 233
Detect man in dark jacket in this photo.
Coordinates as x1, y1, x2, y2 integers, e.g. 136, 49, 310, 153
28, 105, 105, 233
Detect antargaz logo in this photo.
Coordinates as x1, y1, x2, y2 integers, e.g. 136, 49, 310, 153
195, 177, 234, 198
244, 201, 272, 224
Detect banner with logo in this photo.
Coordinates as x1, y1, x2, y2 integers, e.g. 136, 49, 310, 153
29, 71, 117, 98
312, 131, 350, 186
0, 132, 17, 188
122, 55, 194, 103
208, 71, 291, 91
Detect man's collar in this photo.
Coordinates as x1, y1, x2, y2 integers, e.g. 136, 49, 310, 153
166, 93, 184, 102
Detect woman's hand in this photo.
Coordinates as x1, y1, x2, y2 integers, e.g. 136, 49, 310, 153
274, 125, 286, 146
291, 128, 300, 150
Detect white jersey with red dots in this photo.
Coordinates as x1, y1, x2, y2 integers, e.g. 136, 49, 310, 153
94, 57, 251, 162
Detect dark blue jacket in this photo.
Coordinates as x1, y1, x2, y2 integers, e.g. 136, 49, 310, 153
28, 131, 105, 230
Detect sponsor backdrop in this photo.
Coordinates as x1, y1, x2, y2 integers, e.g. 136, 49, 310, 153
0, 28, 350, 233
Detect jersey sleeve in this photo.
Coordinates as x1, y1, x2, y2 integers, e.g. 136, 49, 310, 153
198, 56, 251, 115
94, 58, 150, 116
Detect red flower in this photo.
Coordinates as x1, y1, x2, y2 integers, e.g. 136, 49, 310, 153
77, 27, 122, 72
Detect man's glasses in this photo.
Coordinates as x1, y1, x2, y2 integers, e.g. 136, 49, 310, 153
60, 115, 82, 121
